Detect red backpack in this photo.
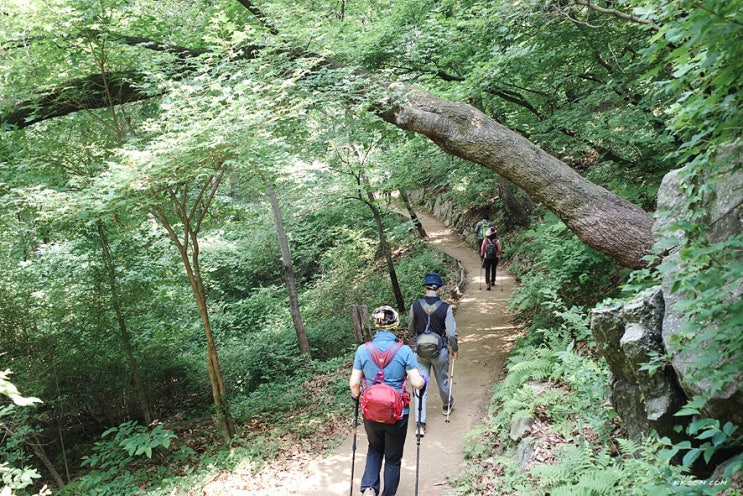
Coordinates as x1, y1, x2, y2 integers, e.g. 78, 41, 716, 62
360, 341, 410, 424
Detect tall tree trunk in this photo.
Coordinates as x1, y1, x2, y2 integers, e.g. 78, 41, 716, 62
96, 221, 152, 425
399, 188, 427, 238
498, 176, 533, 229
265, 181, 312, 357
189, 256, 236, 442
150, 171, 236, 442
350, 304, 372, 344
363, 175, 406, 314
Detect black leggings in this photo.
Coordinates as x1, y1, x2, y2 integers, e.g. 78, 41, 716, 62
484, 258, 499, 284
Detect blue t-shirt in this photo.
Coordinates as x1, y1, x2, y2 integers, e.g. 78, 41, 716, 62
353, 331, 418, 414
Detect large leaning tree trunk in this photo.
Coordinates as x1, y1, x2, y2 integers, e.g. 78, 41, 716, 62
1, 44, 653, 270
377, 85, 653, 269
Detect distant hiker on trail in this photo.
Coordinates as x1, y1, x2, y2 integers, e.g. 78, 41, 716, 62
473, 214, 490, 257
350, 306, 426, 496
408, 272, 458, 437
480, 228, 502, 290
377, 170, 392, 204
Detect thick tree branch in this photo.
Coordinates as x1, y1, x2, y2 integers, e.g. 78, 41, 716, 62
234, 0, 280, 35
378, 84, 653, 268
1, 35, 257, 130
483, 86, 545, 120
573, 0, 660, 32
2, 72, 152, 130
98, 32, 211, 58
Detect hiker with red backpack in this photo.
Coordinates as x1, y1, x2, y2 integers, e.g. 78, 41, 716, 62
480, 228, 502, 290
408, 272, 459, 437
349, 306, 427, 496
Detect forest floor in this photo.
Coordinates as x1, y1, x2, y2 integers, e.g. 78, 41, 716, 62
195, 209, 520, 495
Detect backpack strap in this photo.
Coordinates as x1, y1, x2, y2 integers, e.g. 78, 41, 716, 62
364, 341, 404, 386
418, 299, 443, 335
421, 299, 443, 316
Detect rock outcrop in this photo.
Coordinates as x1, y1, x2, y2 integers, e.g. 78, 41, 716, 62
591, 149, 743, 441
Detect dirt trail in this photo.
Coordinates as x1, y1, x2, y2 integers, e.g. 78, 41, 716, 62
296, 210, 518, 496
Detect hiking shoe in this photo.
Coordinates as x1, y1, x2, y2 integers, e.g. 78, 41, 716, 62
443, 398, 455, 416
417, 422, 426, 437
486, 284, 491, 290
362, 488, 377, 496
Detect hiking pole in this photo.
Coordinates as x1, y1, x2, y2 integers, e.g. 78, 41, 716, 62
350, 395, 360, 496
445, 355, 456, 424
479, 261, 483, 290
415, 386, 424, 496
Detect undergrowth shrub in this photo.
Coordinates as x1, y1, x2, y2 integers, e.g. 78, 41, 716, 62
507, 214, 624, 330
0, 372, 46, 496
452, 304, 694, 495
58, 421, 181, 496
221, 321, 307, 397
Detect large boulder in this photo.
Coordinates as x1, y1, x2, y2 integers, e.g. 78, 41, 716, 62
590, 288, 687, 441
654, 156, 743, 427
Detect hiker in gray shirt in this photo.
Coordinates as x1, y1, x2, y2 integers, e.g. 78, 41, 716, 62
408, 272, 458, 437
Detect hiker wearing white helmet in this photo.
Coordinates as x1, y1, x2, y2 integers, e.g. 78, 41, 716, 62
350, 306, 426, 496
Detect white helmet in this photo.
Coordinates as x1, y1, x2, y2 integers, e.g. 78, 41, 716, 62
371, 306, 400, 330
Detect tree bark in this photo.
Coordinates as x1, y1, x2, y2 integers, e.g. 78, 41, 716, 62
377, 85, 653, 268
350, 304, 372, 344
28, 433, 65, 490
97, 221, 152, 425
498, 177, 533, 229
399, 188, 428, 238
362, 174, 406, 314
265, 181, 312, 357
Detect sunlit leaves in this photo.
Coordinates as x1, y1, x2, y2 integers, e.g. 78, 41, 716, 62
648, 0, 743, 161
0, 370, 42, 407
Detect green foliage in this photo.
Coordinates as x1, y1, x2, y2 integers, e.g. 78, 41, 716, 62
507, 216, 623, 328
643, 0, 743, 404
645, 0, 743, 471
681, 417, 741, 468
646, 0, 743, 163
0, 464, 42, 496
455, 315, 695, 496
655, 403, 743, 492
81, 421, 177, 469
59, 421, 180, 496
221, 321, 308, 397
658, 229, 743, 400
0, 371, 43, 496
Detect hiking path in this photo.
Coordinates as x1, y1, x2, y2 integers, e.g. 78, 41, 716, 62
296, 209, 519, 495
